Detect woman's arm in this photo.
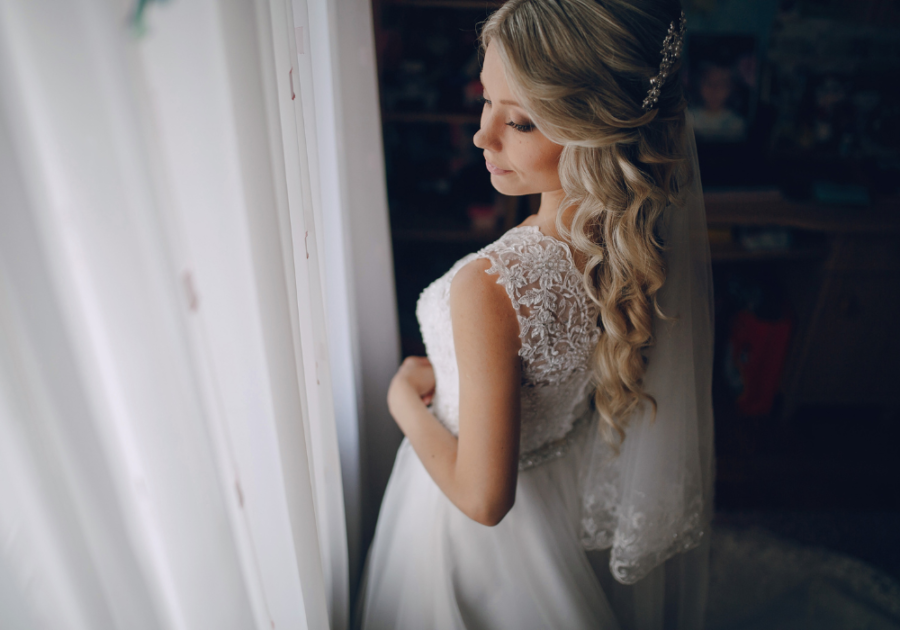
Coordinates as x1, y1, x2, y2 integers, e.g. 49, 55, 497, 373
387, 257, 522, 526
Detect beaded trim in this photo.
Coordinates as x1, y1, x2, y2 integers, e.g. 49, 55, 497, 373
641, 11, 687, 112
518, 410, 594, 471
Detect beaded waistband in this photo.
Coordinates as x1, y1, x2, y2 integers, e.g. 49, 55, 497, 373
518, 410, 594, 471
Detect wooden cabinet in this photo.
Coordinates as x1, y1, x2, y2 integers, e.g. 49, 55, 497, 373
705, 192, 900, 419
785, 234, 900, 412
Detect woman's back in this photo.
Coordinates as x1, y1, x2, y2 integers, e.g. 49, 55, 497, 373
417, 223, 601, 467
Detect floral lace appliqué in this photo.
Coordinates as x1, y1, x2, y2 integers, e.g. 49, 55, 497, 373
481, 226, 601, 387
416, 224, 601, 462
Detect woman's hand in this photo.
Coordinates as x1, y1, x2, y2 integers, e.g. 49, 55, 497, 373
387, 356, 436, 422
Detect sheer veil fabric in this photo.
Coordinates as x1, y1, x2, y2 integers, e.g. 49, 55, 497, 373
576, 110, 715, 621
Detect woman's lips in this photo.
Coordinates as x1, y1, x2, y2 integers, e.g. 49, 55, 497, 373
485, 159, 513, 175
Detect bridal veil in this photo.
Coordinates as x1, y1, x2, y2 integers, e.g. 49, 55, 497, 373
577, 110, 715, 629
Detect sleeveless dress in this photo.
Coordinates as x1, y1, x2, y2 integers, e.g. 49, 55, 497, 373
353, 224, 622, 630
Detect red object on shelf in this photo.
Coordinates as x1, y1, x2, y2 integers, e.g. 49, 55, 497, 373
467, 203, 499, 232
728, 308, 793, 416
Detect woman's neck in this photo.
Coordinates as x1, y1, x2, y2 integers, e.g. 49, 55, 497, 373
533, 189, 576, 238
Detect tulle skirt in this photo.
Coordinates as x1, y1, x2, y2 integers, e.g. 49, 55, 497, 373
352, 426, 622, 630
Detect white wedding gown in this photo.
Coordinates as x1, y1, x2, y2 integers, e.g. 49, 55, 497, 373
354, 224, 640, 630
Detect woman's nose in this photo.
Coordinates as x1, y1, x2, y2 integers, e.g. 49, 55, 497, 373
473, 127, 485, 149
473, 121, 500, 152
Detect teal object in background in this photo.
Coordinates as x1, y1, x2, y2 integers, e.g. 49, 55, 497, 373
812, 181, 871, 206
129, 0, 171, 38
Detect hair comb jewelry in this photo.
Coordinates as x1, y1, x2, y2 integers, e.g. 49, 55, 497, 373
642, 11, 687, 111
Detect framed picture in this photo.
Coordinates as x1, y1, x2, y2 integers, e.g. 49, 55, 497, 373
764, 5, 900, 160
684, 33, 759, 143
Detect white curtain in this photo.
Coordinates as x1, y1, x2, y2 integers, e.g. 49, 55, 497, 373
0, 0, 388, 628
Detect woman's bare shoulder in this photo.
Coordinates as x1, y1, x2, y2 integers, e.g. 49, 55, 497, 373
448, 257, 521, 355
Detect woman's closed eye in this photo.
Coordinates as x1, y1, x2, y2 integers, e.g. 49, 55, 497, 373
478, 95, 535, 133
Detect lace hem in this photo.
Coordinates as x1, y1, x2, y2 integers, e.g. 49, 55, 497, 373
582, 519, 708, 585
518, 408, 708, 583
577, 412, 710, 585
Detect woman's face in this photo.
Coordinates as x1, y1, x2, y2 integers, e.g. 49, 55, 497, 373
473, 41, 564, 196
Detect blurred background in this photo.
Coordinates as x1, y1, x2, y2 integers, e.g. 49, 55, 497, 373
371, 0, 900, 584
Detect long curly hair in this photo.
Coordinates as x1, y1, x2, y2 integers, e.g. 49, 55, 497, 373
477, 0, 693, 452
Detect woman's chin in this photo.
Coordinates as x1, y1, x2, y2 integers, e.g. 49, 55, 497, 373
489, 174, 521, 194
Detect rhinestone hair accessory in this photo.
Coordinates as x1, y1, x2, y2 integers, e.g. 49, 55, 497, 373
641, 11, 687, 111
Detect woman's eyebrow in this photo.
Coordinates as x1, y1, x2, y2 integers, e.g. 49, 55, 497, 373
478, 71, 521, 106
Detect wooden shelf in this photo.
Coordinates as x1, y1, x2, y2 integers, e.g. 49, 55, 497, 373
704, 189, 900, 233
382, 111, 481, 125
385, 0, 504, 8
392, 227, 505, 243
389, 190, 900, 248
393, 228, 829, 261
709, 242, 826, 262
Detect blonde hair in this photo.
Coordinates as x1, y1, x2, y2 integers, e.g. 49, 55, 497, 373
478, 0, 692, 451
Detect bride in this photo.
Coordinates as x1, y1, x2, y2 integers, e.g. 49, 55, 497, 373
354, 1, 714, 628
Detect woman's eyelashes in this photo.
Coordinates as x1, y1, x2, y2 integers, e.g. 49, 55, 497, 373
478, 95, 535, 133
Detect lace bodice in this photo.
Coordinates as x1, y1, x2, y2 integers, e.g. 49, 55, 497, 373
416, 225, 602, 470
